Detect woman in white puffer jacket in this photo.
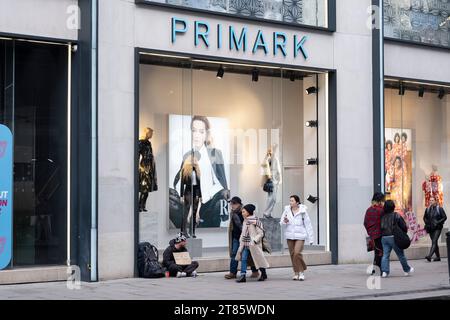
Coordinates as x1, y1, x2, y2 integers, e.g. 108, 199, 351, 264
280, 195, 314, 281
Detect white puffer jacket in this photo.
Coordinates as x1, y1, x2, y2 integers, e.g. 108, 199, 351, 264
280, 205, 314, 244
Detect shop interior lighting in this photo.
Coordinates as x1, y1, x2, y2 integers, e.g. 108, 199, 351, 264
305, 120, 318, 127
307, 195, 318, 204
252, 69, 259, 82
306, 86, 318, 95
216, 65, 224, 79
418, 87, 425, 98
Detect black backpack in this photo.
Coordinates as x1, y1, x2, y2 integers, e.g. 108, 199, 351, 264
137, 242, 165, 278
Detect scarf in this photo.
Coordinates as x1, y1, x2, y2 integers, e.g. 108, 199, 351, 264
242, 216, 263, 247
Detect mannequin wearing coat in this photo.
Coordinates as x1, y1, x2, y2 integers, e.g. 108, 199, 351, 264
261, 144, 282, 218
280, 195, 314, 281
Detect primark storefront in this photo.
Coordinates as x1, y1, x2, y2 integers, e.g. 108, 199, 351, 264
0, 0, 449, 283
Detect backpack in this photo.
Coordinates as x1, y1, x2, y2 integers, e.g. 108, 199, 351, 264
137, 242, 166, 278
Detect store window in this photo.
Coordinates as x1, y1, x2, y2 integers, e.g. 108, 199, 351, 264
384, 0, 450, 48
140, 0, 329, 28
384, 80, 450, 246
0, 39, 69, 266
138, 53, 329, 258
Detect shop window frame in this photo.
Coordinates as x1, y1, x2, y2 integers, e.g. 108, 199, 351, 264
135, 0, 336, 32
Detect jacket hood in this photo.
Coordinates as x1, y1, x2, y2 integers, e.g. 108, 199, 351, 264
284, 204, 307, 213
169, 239, 176, 247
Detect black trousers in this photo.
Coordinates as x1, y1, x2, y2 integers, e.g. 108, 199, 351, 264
181, 193, 200, 236
427, 228, 442, 259
168, 261, 199, 277
139, 192, 149, 211
373, 237, 383, 269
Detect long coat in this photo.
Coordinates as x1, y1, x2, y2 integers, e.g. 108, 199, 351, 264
235, 218, 269, 269
228, 208, 256, 268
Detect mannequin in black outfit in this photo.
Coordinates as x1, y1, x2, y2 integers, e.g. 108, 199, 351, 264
138, 127, 158, 212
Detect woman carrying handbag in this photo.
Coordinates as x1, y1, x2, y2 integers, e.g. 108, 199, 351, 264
380, 200, 414, 278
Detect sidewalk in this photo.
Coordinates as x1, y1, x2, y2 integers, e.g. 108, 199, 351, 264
0, 259, 449, 300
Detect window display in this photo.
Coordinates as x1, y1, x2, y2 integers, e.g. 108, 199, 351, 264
138, 56, 327, 257
384, 80, 450, 245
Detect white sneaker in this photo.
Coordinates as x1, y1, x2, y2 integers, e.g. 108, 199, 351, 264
191, 271, 198, 278
404, 267, 414, 276
382, 272, 388, 278
292, 273, 299, 280
298, 272, 305, 281
176, 272, 187, 278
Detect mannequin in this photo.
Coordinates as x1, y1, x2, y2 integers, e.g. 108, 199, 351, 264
180, 153, 202, 238
423, 165, 443, 207
138, 127, 158, 212
261, 144, 282, 218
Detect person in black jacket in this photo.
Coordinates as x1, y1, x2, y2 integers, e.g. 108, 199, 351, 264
224, 196, 259, 279
162, 234, 199, 278
424, 196, 447, 262
380, 200, 414, 278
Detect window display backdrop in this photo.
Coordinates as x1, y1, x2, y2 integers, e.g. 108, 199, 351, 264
139, 63, 315, 255
385, 87, 450, 245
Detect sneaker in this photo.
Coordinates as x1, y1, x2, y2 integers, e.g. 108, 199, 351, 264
236, 274, 246, 283
298, 273, 305, 281
425, 256, 431, 262
382, 272, 388, 278
176, 272, 187, 278
404, 267, 414, 276
292, 273, 299, 281
224, 273, 237, 279
191, 271, 198, 278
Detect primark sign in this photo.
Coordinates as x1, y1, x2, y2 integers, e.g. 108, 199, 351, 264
171, 17, 309, 60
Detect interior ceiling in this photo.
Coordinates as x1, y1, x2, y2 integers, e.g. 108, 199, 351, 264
139, 53, 317, 80
385, 79, 450, 95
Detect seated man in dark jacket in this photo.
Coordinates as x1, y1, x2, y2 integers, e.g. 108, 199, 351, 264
162, 234, 199, 277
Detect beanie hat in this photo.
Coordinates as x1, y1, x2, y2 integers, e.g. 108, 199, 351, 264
175, 234, 187, 244
243, 204, 256, 215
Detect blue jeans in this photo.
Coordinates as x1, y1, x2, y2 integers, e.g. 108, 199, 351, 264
240, 247, 250, 275
230, 238, 257, 274
381, 236, 411, 275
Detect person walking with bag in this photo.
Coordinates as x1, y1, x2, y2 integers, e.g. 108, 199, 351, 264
235, 204, 269, 283
380, 200, 414, 278
280, 195, 314, 281
364, 192, 385, 274
424, 196, 447, 262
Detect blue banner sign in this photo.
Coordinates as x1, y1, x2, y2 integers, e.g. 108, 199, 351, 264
0, 124, 13, 270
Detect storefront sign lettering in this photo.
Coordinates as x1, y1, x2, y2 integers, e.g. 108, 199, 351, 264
171, 17, 309, 60
0, 125, 13, 270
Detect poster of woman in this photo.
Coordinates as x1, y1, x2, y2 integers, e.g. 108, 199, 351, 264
385, 128, 412, 215
168, 115, 230, 232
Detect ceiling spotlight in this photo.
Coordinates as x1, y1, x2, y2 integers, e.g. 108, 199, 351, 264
399, 83, 405, 96
307, 195, 318, 204
438, 88, 445, 100
305, 120, 318, 128
306, 158, 318, 165
216, 66, 224, 79
252, 69, 259, 82
290, 72, 296, 82
418, 87, 424, 98
306, 86, 317, 95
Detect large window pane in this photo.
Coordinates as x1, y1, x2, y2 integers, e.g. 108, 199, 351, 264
144, 0, 328, 28
0, 40, 68, 266
384, 0, 450, 48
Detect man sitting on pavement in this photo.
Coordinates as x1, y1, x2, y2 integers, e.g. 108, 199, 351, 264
162, 234, 199, 278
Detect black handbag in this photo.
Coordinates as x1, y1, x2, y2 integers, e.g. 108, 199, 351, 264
263, 179, 274, 193
393, 216, 411, 250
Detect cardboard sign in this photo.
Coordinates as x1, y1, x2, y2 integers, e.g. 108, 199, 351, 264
173, 252, 192, 266
0, 125, 13, 270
